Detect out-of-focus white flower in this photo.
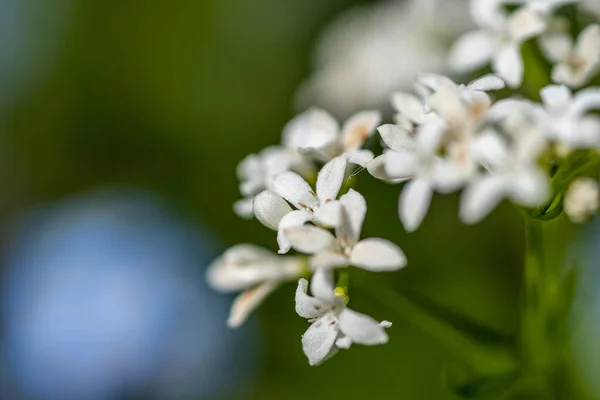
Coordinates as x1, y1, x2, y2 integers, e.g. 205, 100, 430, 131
379, 121, 468, 232
234, 145, 312, 219
284, 189, 406, 272
206, 245, 305, 327
295, 274, 391, 365
541, 24, 600, 88
565, 178, 599, 223
449, 0, 546, 87
285, 108, 380, 164
297, 0, 472, 118
253, 156, 348, 254
460, 129, 550, 223
536, 85, 600, 150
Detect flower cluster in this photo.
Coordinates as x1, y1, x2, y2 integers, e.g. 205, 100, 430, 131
207, 0, 600, 366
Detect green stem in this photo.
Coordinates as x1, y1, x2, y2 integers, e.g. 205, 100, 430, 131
359, 276, 517, 377
522, 221, 545, 360
521, 220, 557, 388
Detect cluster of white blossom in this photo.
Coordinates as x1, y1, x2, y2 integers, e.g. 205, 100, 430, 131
207, 0, 600, 366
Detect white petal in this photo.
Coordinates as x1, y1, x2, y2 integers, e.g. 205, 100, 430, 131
416, 118, 445, 155
417, 73, 455, 92
460, 175, 507, 224
301, 313, 339, 366
338, 308, 389, 346
377, 124, 416, 153
384, 151, 419, 179
207, 245, 304, 292
233, 197, 255, 219
335, 336, 353, 349
552, 64, 587, 88
313, 201, 342, 227
575, 25, 600, 64
487, 98, 537, 121
366, 155, 392, 181
277, 210, 314, 254
399, 179, 434, 232
539, 33, 572, 63
295, 278, 329, 319
509, 167, 550, 207
253, 190, 292, 230
508, 9, 546, 42
571, 87, 600, 115
493, 44, 523, 88
448, 30, 495, 72
311, 252, 349, 270
428, 87, 466, 130
316, 156, 347, 203
282, 108, 339, 150
342, 110, 381, 151
285, 226, 337, 255
433, 159, 469, 193
573, 116, 600, 147
227, 281, 278, 328
345, 149, 374, 167
391, 92, 426, 124
467, 74, 506, 91
470, 129, 509, 167
379, 320, 393, 328
470, 0, 504, 28
540, 84, 572, 110
350, 238, 406, 271
310, 268, 340, 304
336, 189, 367, 244
271, 171, 317, 209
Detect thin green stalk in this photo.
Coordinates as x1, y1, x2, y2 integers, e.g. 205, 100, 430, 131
359, 276, 517, 377
521, 220, 556, 382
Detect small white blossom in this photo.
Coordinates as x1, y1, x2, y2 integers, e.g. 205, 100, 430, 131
206, 244, 305, 327
541, 24, 600, 88
285, 108, 381, 164
536, 85, 600, 150
379, 122, 466, 232
449, 0, 546, 87
253, 156, 349, 254
295, 272, 391, 365
564, 178, 599, 223
234, 133, 314, 219
284, 189, 407, 271
460, 129, 550, 224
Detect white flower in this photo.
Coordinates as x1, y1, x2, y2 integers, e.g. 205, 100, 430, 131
541, 24, 600, 88
564, 178, 599, 223
285, 108, 381, 164
449, 0, 546, 87
536, 85, 600, 149
284, 189, 407, 271
295, 273, 391, 365
234, 144, 313, 219
253, 156, 349, 254
379, 121, 467, 232
206, 244, 305, 328
460, 129, 550, 224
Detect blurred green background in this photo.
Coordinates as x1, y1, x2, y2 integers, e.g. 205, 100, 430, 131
0, 0, 574, 399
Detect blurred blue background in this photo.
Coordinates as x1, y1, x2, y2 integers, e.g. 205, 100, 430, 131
0, 0, 596, 399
